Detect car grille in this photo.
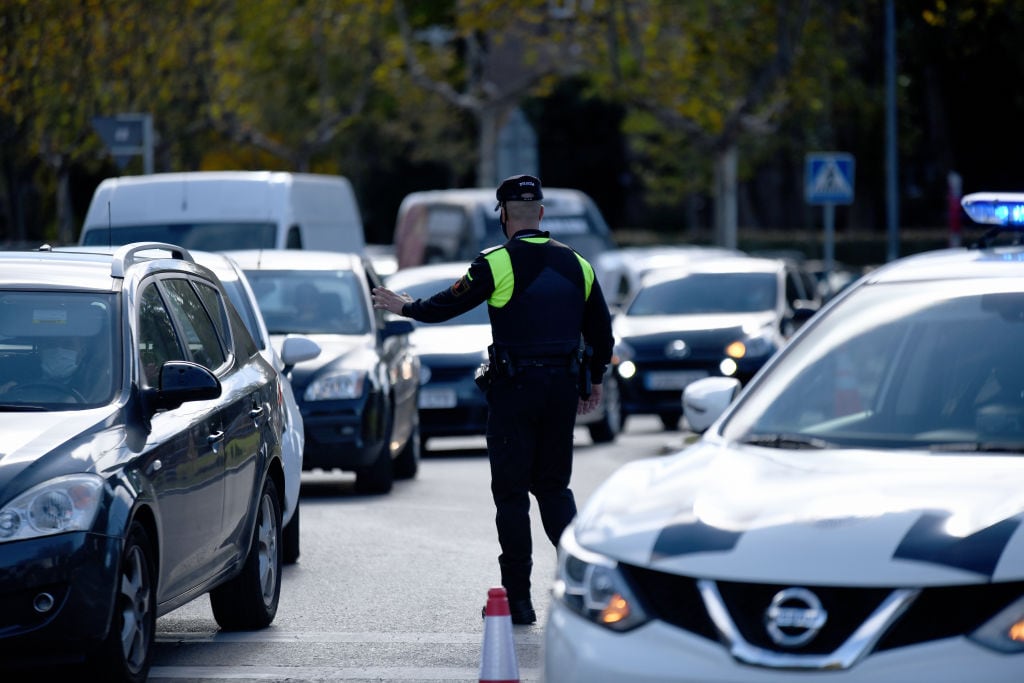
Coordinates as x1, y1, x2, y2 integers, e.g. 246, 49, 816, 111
622, 563, 1024, 654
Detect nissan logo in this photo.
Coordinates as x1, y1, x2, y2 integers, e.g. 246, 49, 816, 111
664, 339, 689, 359
764, 587, 827, 647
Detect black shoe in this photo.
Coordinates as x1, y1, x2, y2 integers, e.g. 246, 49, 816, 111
480, 599, 537, 625
508, 599, 536, 625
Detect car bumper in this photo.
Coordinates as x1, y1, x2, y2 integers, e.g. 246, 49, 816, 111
617, 363, 760, 416
0, 531, 119, 663
420, 404, 489, 440
544, 599, 1023, 683
299, 397, 382, 471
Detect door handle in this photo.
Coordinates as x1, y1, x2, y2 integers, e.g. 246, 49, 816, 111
207, 430, 225, 444
249, 405, 265, 420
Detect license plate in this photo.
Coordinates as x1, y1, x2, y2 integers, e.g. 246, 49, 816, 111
644, 370, 709, 390
419, 388, 457, 409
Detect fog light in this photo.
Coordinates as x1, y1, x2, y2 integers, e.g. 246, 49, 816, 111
33, 592, 55, 613
719, 358, 738, 376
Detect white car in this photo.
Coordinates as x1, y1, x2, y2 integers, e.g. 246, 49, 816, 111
544, 193, 1024, 682
193, 251, 320, 564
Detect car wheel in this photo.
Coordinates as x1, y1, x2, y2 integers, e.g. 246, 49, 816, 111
282, 502, 300, 565
355, 440, 394, 494
660, 411, 682, 431
210, 477, 282, 630
393, 417, 420, 480
89, 521, 155, 683
587, 377, 622, 444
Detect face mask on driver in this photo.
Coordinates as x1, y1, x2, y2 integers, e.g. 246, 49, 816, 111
41, 346, 79, 379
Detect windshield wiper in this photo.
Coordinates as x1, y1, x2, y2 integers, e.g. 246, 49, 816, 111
741, 433, 833, 449
930, 442, 1024, 454
0, 404, 47, 412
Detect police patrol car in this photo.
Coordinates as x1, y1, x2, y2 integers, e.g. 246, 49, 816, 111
544, 193, 1024, 682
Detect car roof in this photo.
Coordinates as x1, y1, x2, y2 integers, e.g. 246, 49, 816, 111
222, 249, 366, 272
5, 243, 209, 290
385, 262, 468, 288
859, 246, 1024, 285
639, 255, 784, 286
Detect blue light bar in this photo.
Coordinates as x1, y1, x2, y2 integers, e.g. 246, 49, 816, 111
961, 192, 1024, 227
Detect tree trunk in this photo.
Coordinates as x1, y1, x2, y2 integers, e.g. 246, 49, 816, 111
714, 146, 738, 249
56, 160, 75, 245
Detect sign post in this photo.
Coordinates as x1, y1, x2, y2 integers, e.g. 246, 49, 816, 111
92, 113, 154, 174
805, 152, 855, 276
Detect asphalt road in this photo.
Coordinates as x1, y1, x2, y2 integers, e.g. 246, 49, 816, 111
148, 416, 691, 682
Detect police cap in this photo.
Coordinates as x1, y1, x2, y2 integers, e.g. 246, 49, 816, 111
495, 174, 543, 211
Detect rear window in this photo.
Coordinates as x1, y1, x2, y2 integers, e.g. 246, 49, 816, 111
82, 222, 277, 251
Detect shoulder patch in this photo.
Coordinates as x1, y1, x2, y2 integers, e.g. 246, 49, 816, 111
451, 275, 471, 296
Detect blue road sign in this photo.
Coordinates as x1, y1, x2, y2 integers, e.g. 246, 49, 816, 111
805, 152, 855, 205
92, 114, 153, 171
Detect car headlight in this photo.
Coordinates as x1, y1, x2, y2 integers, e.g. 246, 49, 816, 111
304, 369, 366, 400
725, 329, 775, 359
552, 528, 649, 631
614, 341, 636, 380
0, 474, 104, 542
970, 594, 1024, 653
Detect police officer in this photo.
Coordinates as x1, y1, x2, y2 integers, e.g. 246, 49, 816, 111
371, 174, 614, 624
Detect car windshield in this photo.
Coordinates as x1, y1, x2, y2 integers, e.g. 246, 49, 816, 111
392, 279, 490, 327
244, 270, 370, 335
0, 292, 119, 410
720, 279, 1024, 451
627, 272, 777, 316
81, 222, 277, 251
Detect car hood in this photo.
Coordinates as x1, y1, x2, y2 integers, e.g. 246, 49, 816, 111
573, 439, 1024, 586
614, 311, 778, 338
0, 408, 123, 497
270, 334, 370, 373
409, 325, 491, 359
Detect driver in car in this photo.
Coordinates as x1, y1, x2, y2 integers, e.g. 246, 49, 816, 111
0, 335, 88, 401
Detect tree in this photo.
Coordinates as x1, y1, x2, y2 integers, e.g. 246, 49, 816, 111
390, 0, 591, 187
578, 0, 836, 244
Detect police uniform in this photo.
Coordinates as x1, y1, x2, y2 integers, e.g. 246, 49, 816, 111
399, 175, 614, 623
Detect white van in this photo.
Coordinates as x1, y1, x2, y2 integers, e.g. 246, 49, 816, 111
79, 171, 365, 252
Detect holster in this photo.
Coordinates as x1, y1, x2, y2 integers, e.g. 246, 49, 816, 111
474, 363, 492, 392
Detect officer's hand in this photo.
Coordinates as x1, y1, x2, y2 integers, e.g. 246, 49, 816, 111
578, 382, 603, 416
371, 287, 413, 315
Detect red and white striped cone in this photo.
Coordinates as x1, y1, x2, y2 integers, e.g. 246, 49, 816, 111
479, 586, 520, 683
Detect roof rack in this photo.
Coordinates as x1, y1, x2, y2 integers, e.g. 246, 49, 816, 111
111, 242, 194, 278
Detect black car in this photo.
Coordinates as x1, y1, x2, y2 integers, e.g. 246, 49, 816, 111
225, 249, 420, 494
613, 255, 817, 430
0, 243, 287, 681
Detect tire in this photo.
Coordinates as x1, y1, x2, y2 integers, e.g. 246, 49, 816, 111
282, 502, 300, 565
89, 521, 156, 683
659, 411, 682, 431
210, 477, 282, 630
355, 440, 394, 494
393, 416, 420, 480
587, 377, 622, 444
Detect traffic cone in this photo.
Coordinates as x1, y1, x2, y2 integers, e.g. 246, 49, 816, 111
479, 586, 520, 683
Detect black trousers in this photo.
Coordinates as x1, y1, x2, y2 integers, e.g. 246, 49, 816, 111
485, 364, 579, 602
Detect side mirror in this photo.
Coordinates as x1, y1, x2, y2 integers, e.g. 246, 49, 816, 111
280, 335, 321, 373
146, 360, 221, 413
683, 377, 740, 433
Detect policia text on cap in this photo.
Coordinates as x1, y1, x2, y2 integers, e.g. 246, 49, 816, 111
371, 174, 614, 625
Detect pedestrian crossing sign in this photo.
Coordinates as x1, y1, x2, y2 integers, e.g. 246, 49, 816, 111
805, 152, 855, 205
